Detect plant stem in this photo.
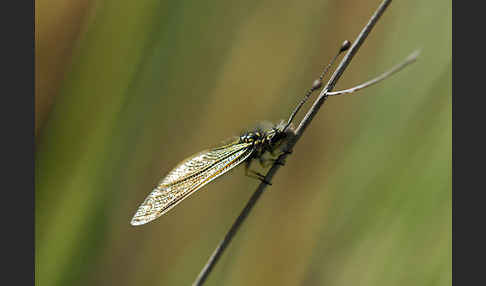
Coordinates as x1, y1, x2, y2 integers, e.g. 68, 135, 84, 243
193, 1, 394, 285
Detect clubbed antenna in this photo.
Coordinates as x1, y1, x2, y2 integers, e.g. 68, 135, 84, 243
284, 40, 351, 131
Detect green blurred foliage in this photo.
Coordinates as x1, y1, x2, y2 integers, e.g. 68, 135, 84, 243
35, 0, 451, 285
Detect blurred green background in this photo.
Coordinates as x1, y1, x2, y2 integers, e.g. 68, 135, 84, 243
35, 0, 451, 285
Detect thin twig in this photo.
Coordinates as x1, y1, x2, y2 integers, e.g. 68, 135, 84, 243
327, 49, 420, 96
193, 1, 394, 285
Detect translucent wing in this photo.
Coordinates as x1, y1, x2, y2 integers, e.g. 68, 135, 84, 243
131, 142, 254, 226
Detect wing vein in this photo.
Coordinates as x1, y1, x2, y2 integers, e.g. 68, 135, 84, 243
130, 143, 254, 225
162, 143, 251, 187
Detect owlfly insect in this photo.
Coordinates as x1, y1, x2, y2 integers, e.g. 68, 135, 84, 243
131, 41, 419, 226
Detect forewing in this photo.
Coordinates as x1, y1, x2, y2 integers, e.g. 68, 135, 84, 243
160, 142, 251, 185
131, 142, 253, 226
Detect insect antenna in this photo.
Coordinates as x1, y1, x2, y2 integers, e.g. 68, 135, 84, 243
284, 40, 351, 131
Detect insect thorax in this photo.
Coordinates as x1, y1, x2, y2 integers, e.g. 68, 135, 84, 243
239, 122, 295, 158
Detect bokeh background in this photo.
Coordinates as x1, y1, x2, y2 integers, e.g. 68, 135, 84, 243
35, 0, 451, 285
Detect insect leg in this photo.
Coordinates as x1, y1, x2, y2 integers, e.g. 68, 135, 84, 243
245, 159, 272, 185
258, 156, 282, 167
263, 149, 291, 167
262, 157, 287, 167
